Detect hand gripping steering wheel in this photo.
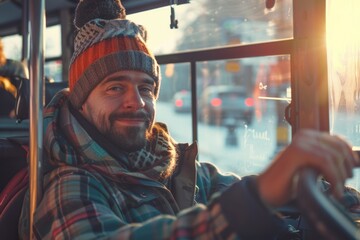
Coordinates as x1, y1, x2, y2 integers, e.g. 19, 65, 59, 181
296, 169, 360, 240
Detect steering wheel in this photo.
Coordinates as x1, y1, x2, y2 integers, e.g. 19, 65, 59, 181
296, 169, 360, 240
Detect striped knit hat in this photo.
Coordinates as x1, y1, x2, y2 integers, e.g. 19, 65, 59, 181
69, 0, 160, 109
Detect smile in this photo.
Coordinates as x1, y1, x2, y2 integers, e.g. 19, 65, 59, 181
114, 118, 146, 127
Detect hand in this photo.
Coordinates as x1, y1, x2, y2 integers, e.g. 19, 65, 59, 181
257, 129, 360, 208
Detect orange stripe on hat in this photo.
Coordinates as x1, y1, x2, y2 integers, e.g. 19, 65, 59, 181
69, 36, 151, 90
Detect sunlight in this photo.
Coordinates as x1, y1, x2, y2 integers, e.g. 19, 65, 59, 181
327, 0, 360, 117
127, 4, 197, 54
326, 1, 360, 56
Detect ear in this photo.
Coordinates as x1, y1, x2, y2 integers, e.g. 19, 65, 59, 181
78, 103, 84, 112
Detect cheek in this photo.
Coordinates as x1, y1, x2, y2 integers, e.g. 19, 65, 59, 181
82, 99, 111, 123
146, 100, 156, 121
91, 95, 119, 112
145, 98, 155, 111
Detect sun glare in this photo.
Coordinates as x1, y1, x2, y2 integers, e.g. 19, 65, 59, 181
326, 1, 360, 55
327, 0, 360, 190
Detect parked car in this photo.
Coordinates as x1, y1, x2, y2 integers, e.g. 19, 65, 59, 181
199, 85, 254, 126
173, 90, 192, 113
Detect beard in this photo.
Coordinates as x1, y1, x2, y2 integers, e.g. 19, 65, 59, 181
100, 111, 153, 152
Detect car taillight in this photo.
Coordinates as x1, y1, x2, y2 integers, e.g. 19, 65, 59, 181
175, 99, 183, 107
211, 98, 222, 107
245, 97, 254, 107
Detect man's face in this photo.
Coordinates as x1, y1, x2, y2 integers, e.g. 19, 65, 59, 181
80, 70, 156, 152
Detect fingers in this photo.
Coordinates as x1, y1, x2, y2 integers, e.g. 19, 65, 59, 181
315, 135, 349, 182
319, 134, 359, 179
293, 130, 358, 198
257, 129, 359, 207
333, 135, 360, 173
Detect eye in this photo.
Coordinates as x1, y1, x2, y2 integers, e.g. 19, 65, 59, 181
140, 86, 152, 92
139, 85, 155, 95
107, 85, 124, 92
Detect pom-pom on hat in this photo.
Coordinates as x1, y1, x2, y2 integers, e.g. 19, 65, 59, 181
69, 0, 160, 109
73, 0, 126, 30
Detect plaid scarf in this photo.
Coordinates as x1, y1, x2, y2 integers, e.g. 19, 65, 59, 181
43, 89, 178, 183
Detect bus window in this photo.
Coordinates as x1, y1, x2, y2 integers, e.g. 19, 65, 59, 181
44, 60, 62, 83
45, 25, 61, 58
155, 55, 291, 176
327, 0, 360, 191
2, 25, 63, 86
1, 34, 22, 61
199, 56, 291, 176
128, 0, 293, 55
156, 62, 193, 144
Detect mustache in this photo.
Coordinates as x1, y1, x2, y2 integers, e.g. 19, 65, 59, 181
109, 111, 151, 123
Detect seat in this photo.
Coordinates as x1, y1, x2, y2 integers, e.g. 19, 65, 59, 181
0, 57, 67, 122
0, 138, 28, 192
0, 59, 28, 88
16, 77, 68, 122
0, 168, 28, 240
0, 87, 16, 117
0, 59, 30, 239
0, 138, 28, 240
0, 59, 66, 239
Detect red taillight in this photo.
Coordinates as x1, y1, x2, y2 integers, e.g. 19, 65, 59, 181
211, 98, 222, 107
245, 97, 254, 107
175, 99, 183, 107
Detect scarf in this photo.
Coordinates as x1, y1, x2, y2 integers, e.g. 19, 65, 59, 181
43, 89, 178, 183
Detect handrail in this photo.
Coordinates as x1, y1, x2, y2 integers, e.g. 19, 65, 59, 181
21, 0, 29, 62
28, 0, 45, 238
297, 169, 360, 240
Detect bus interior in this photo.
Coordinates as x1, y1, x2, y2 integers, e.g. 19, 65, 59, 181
0, 0, 360, 239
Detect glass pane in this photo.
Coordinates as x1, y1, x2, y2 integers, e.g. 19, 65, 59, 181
155, 56, 291, 176
45, 25, 61, 58
1, 24, 61, 60
196, 56, 291, 176
155, 63, 193, 144
1, 34, 22, 61
127, 0, 293, 55
327, 0, 360, 190
44, 60, 62, 83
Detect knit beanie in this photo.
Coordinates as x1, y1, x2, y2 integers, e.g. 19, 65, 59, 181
69, 0, 161, 109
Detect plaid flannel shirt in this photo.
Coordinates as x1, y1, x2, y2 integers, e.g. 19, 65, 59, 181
19, 160, 288, 239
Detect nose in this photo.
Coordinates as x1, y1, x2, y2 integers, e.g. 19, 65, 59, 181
122, 88, 145, 110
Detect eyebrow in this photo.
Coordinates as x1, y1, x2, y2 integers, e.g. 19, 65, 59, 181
102, 75, 155, 85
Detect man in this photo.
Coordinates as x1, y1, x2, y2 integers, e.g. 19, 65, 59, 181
19, 0, 360, 239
